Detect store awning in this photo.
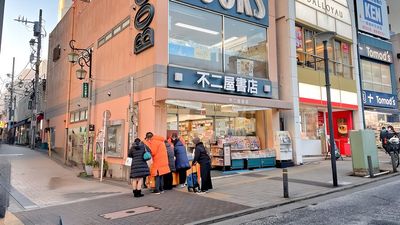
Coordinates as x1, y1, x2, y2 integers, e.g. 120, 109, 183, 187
157, 88, 292, 110
13, 118, 31, 128
364, 107, 400, 115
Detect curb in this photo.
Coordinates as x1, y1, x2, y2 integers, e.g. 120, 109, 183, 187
187, 172, 400, 225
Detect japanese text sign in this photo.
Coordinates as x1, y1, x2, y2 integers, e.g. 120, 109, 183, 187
168, 66, 272, 98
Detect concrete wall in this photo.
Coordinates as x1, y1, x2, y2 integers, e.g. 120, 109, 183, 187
387, 0, 400, 34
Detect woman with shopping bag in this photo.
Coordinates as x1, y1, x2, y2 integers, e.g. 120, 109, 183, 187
192, 137, 213, 194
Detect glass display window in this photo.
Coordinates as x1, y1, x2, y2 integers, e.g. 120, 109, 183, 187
296, 24, 353, 79
361, 59, 392, 94
300, 107, 319, 140
169, 1, 268, 79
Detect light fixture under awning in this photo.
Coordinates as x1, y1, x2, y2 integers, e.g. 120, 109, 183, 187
166, 100, 203, 110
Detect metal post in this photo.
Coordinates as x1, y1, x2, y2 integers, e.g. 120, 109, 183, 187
85, 49, 93, 163
367, 155, 374, 178
100, 111, 106, 182
283, 168, 289, 198
324, 40, 338, 187
8, 57, 15, 122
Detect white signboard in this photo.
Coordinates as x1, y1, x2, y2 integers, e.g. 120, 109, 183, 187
357, 0, 390, 39
296, 0, 351, 24
223, 144, 231, 166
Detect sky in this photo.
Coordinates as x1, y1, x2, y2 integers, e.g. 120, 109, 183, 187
0, 0, 58, 93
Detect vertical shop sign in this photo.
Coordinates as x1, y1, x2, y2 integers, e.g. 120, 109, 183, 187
82, 82, 89, 98
134, 0, 155, 54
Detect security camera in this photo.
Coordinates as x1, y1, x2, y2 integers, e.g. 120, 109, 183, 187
107, 91, 111, 97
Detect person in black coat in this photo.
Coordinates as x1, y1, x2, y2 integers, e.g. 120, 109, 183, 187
128, 138, 150, 197
192, 137, 213, 193
163, 140, 176, 190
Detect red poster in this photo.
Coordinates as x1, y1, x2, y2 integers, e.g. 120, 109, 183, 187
342, 43, 349, 54
318, 112, 324, 127
296, 27, 303, 49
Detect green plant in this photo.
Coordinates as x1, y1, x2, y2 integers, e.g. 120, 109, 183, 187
93, 160, 100, 168
103, 159, 109, 171
85, 150, 95, 166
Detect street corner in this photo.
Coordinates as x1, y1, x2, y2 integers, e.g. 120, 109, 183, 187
0, 212, 24, 225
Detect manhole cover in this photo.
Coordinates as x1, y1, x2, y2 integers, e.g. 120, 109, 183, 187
100, 206, 161, 220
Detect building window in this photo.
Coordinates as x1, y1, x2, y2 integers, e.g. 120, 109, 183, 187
361, 59, 392, 94
300, 107, 320, 140
98, 16, 130, 48
296, 25, 353, 79
224, 18, 268, 78
169, 2, 223, 72
168, 2, 268, 78
70, 109, 88, 123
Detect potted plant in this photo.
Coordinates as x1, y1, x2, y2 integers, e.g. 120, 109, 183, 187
92, 160, 101, 178
84, 152, 94, 176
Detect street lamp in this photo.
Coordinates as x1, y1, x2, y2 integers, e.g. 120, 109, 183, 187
68, 39, 93, 165
314, 31, 338, 187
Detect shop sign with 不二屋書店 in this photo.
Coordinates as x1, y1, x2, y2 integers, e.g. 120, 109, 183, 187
167, 66, 272, 98
362, 90, 397, 109
175, 0, 269, 27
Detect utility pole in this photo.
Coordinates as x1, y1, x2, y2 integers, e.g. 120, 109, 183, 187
32, 9, 42, 150
8, 57, 15, 122
16, 10, 42, 149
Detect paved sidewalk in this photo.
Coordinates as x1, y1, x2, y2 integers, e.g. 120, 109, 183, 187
2, 144, 398, 225
0, 145, 130, 211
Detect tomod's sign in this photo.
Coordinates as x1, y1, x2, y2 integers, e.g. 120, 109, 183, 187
359, 43, 393, 63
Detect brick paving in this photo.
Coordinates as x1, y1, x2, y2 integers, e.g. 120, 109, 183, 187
1, 144, 398, 225
0, 145, 129, 211
14, 190, 249, 225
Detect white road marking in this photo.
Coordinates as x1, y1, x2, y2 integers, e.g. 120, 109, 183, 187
0, 154, 24, 157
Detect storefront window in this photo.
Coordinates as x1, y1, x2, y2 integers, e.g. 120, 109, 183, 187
224, 18, 267, 78
300, 107, 320, 140
106, 123, 123, 157
296, 25, 353, 79
169, 2, 268, 78
169, 3, 223, 72
361, 59, 392, 94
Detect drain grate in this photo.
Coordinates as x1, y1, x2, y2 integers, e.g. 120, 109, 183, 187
100, 206, 161, 220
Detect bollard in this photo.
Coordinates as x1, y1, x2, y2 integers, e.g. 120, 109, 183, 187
367, 155, 374, 178
283, 168, 289, 198
390, 153, 397, 173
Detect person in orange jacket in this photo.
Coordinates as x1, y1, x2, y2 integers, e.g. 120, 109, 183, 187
143, 132, 171, 194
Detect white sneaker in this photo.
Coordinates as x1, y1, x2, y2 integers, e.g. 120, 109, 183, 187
196, 191, 206, 195
180, 184, 186, 188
